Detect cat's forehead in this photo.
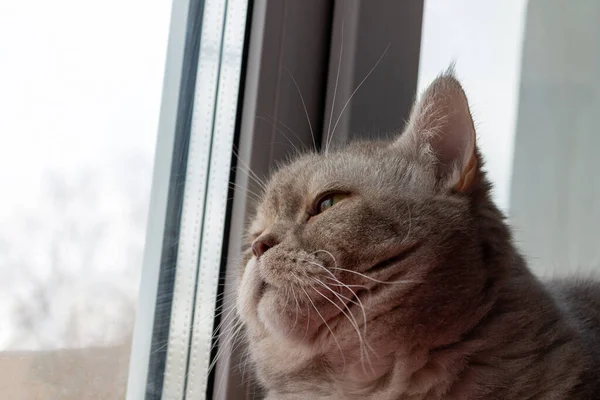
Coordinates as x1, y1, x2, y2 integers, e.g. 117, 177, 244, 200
266, 145, 381, 198
258, 144, 387, 206
260, 153, 324, 216
249, 154, 317, 233
252, 140, 434, 228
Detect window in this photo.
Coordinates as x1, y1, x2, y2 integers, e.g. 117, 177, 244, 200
5, 0, 598, 399
509, 0, 600, 276
418, 0, 528, 213
0, 0, 171, 398
419, 0, 600, 277
127, 0, 252, 398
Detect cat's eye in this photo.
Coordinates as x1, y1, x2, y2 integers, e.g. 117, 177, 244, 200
315, 193, 347, 214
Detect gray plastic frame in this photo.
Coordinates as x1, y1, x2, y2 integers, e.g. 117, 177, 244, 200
213, 1, 423, 399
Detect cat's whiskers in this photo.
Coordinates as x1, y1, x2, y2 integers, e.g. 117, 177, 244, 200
310, 277, 375, 375
310, 283, 370, 374
217, 323, 249, 398
300, 285, 347, 369
259, 113, 309, 152
325, 19, 345, 155
232, 147, 266, 186
285, 69, 317, 151
147, 295, 237, 357
146, 285, 244, 387
295, 252, 374, 374
304, 253, 372, 349
239, 343, 253, 385
229, 182, 262, 201
313, 277, 362, 308
310, 277, 362, 335
331, 266, 422, 286
231, 148, 268, 191
263, 112, 305, 149
211, 303, 238, 338
288, 272, 302, 336
313, 249, 339, 267
326, 280, 368, 290
303, 257, 369, 338
327, 43, 391, 151
205, 291, 245, 376
209, 307, 242, 361
256, 115, 302, 155
233, 164, 267, 193
313, 277, 368, 336
180, 315, 243, 385
207, 317, 244, 375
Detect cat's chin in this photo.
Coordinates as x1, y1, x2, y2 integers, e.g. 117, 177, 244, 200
258, 289, 297, 339
257, 289, 317, 345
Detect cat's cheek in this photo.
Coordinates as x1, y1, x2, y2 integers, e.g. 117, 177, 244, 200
257, 290, 285, 335
257, 290, 304, 341
236, 257, 263, 329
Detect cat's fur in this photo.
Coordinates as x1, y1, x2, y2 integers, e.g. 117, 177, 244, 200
235, 72, 600, 399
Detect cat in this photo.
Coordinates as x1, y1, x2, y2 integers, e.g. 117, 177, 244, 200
235, 71, 600, 399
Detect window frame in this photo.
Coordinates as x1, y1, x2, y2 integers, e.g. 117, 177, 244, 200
212, 1, 423, 398
127, 1, 424, 399
126, 0, 252, 398
126, 0, 204, 397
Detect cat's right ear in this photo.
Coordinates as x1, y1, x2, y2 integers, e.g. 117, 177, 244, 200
393, 71, 478, 193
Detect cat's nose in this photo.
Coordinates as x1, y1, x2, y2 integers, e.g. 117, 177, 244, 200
252, 235, 277, 259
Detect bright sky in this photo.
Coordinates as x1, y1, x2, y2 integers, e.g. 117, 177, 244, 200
0, 0, 172, 349
0, 0, 171, 218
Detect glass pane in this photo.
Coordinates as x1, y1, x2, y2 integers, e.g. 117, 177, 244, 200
510, 0, 600, 277
419, 0, 600, 277
418, 0, 528, 213
0, 0, 171, 397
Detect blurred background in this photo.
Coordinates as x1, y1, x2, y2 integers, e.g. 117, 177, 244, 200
1, 0, 598, 398
0, 0, 171, 397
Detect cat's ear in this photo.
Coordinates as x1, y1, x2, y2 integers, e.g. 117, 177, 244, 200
395, 71, 478, 192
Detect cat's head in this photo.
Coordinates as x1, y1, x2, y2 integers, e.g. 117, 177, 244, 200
236, 72, 507, 380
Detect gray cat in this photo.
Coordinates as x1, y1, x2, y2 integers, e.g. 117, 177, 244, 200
235, 72, 600, 399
